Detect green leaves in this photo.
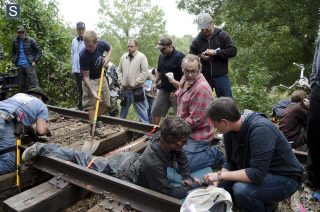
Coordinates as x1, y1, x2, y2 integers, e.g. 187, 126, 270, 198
0, 0, 75, 106
178, 0, 320, 114
98, 0, 166, 67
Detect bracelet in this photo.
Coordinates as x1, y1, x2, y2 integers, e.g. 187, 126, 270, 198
217, 171, 222, 182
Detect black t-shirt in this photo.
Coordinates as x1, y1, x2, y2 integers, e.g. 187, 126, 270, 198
79, 40, 111, 79
157, 48, 184, 93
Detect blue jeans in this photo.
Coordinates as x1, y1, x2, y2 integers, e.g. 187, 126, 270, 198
183, 138, 225, 172
120, 89, 150, 123
32, 143, 136, 175
0, 118, 16, 174
146, 95, 154, 123
210, 75, 233, 98
219, 174, 299, 211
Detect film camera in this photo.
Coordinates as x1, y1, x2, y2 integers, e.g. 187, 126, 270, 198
0, 44, 19, 100
0, 68, 19, 100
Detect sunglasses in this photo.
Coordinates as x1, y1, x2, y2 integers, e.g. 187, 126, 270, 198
17, 31, 25, 34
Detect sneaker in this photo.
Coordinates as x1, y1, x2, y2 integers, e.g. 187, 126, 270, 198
22, 142, 43, 162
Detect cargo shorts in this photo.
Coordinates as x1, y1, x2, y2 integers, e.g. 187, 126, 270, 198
82, 77, 110, 111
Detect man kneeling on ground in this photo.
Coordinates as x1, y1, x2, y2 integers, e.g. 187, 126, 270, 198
22, 117, 201, 199
204, 97, 305, 211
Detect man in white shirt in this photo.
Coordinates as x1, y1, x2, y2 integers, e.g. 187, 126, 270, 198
71, 22, 86, 110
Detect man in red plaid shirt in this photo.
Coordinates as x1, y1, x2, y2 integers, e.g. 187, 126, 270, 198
174, 54, 225, 172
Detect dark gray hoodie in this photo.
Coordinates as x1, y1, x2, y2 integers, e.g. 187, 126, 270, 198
223, 110, 304, 184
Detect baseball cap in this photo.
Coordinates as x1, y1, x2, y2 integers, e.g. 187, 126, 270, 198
16, 25, 25, 32
76, 22, 85, 29
195, 13, 212, 30
155, 36, 172, 50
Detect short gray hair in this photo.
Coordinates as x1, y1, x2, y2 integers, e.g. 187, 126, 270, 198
181, 54, 202, 72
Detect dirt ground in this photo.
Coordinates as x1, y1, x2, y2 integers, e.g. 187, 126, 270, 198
278, 185, 319, 211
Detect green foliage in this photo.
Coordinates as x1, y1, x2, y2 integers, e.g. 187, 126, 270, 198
178, 0, 320, 113
98, 0, 166, 67
171, 34, 193, 55
0, 0, 77, 107
232, 65, 276, 115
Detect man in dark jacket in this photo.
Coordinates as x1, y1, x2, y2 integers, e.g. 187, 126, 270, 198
307, 34, 320, 189
12, 25, 42, 92
22, 117, 201, 199
279, 90, 309, 149
190, 13, 237, 98
151, 36, 185, 124
204, 97, 304, 212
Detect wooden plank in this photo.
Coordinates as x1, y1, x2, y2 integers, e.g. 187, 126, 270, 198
106, 135, 148, 156
92, 129, 132, 155
2, 179, 88, 212
0, 166, 50, 201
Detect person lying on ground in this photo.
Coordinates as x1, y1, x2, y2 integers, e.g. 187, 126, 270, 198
22, 117, 201, 199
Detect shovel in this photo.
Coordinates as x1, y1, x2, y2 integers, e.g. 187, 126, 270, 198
81, 66, 106, 153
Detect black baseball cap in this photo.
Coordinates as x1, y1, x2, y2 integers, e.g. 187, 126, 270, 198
76, 22, 85, 29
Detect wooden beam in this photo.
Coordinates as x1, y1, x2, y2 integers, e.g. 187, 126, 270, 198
0, 166, 50, 201
2, 178, 88, 212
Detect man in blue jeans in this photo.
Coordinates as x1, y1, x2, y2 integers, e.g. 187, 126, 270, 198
0, 86, 50, 174
12, 25, 42, 92
118, 39, 149, 123
204, 97, 304, 211
190, 13, 237, 97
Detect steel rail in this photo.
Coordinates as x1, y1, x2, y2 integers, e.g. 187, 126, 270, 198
32, 155, 182, 212
48, 105, 159, 133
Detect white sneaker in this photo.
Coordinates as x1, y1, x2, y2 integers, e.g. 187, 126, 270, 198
22, 143, 43, 162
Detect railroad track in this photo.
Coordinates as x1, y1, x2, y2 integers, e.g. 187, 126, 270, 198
0, 105, 308, 212
1, 106, 181, 212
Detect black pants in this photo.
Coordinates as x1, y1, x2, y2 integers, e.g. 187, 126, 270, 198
307, 84, 320, 189
17, 65, 39, 92
74, 73, 83, 110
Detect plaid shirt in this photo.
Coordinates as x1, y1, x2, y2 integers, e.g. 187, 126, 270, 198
175, 73, 214, 141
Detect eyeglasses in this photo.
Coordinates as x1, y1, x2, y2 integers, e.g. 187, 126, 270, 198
183, 69, 199, 75
17, 31, 25, 34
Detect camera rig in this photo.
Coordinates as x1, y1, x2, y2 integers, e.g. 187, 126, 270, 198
0, 67, 19, 100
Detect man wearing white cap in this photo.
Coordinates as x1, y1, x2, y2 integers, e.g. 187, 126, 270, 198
190, 13, 237, 98
71, 21, 86, 110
